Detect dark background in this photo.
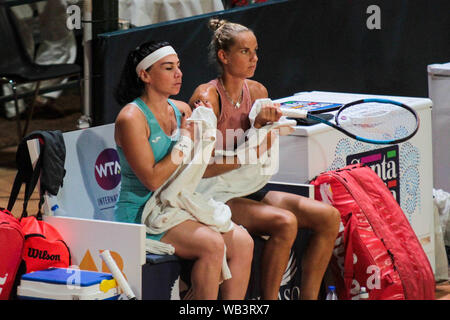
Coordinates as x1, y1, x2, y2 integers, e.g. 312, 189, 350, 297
93, 0, 450, 125
1, 0, 449, 149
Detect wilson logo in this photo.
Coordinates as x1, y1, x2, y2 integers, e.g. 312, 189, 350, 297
27, 248, 61, 262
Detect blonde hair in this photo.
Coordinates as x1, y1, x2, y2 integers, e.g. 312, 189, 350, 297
208, 18, 252, 72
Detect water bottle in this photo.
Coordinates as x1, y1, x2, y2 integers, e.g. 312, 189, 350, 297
51, 204, 67, 216
325, 285, 338, 300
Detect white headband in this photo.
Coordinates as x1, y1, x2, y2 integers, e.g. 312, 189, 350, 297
135, 46, 177, 75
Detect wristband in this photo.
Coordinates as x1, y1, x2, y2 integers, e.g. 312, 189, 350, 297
173, 135, 194, 162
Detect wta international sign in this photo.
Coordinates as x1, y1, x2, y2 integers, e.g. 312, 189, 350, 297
95, 148, 121, 191
48, 124, 120, 221
93, 148, 121, 213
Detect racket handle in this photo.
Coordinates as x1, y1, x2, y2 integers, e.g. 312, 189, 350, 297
100, 250, 137, 300
281, 109, 308, 118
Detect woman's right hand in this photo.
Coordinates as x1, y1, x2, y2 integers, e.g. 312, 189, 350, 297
254, 103, 282, 129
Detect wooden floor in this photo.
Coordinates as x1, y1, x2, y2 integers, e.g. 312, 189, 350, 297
0, 145, 449, 300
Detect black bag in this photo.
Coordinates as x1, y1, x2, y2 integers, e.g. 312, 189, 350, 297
7, 130, 66, 217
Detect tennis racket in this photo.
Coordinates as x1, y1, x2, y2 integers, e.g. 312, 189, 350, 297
281, 98, 419, 144
100, 250, 137, 300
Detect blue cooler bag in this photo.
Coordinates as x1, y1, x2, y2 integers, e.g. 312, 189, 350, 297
17, 268, 120, 300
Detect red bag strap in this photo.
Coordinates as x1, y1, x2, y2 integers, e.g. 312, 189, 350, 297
342, 213, 356, 299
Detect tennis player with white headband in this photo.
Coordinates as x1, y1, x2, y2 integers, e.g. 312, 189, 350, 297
135, 45, 177, 75
114, 40, 253, 300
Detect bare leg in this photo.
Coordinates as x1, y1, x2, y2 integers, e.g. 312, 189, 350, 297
220, 223, 254, 299
262, 191, 341, 300
161, 220, 225, 300
227, 198, 298, 300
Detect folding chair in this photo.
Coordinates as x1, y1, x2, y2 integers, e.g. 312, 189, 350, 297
0, 3, 81, 142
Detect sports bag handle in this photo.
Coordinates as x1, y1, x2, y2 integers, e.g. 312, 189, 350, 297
7, 156, 42, 217
7, 137, 44, 219
7, 130, 65, 220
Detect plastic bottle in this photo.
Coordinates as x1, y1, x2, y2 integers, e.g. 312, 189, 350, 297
325, 285, 338, 300
51, 204, 67, 216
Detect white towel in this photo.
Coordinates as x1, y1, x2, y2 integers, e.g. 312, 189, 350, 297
142, 106, 233, 280
196, 98, 296, 203
142, 106, 231, 234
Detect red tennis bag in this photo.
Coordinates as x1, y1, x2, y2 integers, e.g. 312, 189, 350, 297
0, 209, 24, 300
6, 130, 71, 274
20, 213, 71, 274
310, 163, 435, 300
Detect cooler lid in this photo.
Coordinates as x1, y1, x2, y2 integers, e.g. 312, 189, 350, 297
21, 268, 113, 287
428, 62, 450, 76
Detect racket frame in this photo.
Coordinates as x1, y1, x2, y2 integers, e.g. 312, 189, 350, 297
306, 98, 420, 145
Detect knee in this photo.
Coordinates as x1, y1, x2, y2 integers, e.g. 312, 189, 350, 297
270, 210, 298, 243
226, 226, 254, 270
199, 232, 225, 262
236, 227, 254, 260
323, 206, 341, 236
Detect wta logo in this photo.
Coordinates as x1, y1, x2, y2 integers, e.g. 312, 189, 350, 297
94, 148, 121, 190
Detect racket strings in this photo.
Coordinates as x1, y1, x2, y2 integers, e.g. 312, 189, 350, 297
337, 102, 417, 141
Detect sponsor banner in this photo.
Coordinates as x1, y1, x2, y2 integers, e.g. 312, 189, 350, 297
328, 138, 422, 224
346, 145, 400, 204
47, 124, 120, 221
